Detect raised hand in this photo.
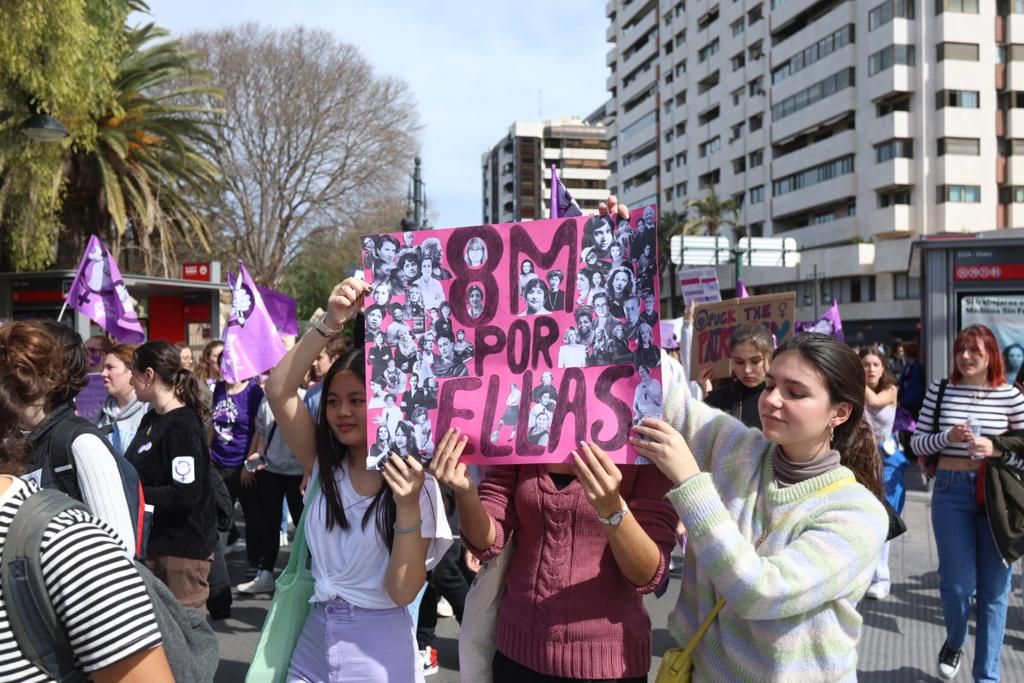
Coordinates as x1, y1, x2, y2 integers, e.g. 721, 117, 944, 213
630, 418, 700, 486
326, 277, 372, 327
428, 427, 474, 494
598, 195, 630, 221
382, 453, 425, 506
572, 441, 625, 518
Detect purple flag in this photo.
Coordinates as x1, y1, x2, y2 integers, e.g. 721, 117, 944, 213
256, 285, 299, 336
736, 279, 750, 299
221, 262, 287, 383
63, 235, 145, 343
796, 300, 845, 342
550, 165, 583, 219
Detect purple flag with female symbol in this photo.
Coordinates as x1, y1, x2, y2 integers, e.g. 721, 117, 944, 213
63, 235, 145, 343
221, 262, 287, 383
550, 165, 583, 219
256, 285, 299, 336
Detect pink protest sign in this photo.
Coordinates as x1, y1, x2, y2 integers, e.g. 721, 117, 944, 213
361, 205, 662, 467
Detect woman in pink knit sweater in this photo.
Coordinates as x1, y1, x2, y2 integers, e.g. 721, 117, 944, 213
431, 423, 678, 682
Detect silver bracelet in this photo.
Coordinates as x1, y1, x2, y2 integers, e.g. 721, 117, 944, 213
393, 520, 423, 535
314, 316, 342, 338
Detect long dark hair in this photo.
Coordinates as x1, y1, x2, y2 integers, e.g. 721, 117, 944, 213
315, 348, 396, 549
0, 378, 31, 475
774, 333, 884, 502
133, 341, 211, 428
858, 346, 896, 392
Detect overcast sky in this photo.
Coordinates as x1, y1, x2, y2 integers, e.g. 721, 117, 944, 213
141, 1, 609, 229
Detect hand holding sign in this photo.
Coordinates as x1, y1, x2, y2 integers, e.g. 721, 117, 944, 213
382, 453, 426, 506
429, 428, 474, 495
629, 418, 699, 486
327, 277, 372, 327
572, 441, 625, 519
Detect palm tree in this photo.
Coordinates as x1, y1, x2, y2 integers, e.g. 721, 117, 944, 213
59, 21, 223, 276
682, 189, 741, 237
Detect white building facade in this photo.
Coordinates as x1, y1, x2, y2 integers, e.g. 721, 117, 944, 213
482, 118, 610, 225
605, 0, 1019, 343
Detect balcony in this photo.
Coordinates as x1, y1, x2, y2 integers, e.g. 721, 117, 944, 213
771, 87, 856, 145
772, 215, 856, 250
799, 242, 875, 279
932, 155, 988, 187
1008, 63, 1024, 93
935, 108, 986, 138
606, 0, 615, 18
865, 18, 914, 54
935, 12, 987, 44
871, 158, 913, 191
607, 46, 617, 67
872, 110, 912, 142
1008, 203, 1024, 228
771, 42, 856, 105
870, 204, 913, 239
932, 203, 985, 234
1009, 14, 1024, 44
868, 65, 914, 103
622, 176, 657, 206
772, 130, 855, 179
1009, 157, 1024, 185
873, 238, 913, 272
607, 23, 616, 43
772, 174, 856, 221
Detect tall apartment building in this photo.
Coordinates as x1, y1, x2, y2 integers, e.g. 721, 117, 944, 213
482, 117, 610, 225
604, 0, 1020, 343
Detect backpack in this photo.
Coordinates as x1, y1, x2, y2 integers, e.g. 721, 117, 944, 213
1, 488, 219, 683
29, 402, 151, 559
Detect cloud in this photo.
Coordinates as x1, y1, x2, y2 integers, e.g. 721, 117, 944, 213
142, 0, 609, 228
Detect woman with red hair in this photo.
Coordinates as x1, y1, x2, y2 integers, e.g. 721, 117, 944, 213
911, 324, 1024, 681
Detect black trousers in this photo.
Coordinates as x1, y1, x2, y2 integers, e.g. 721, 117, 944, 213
255, 471, 304, 571
215, 464, 262, 569
492, 650, 646, 683
416, 539, 470, 648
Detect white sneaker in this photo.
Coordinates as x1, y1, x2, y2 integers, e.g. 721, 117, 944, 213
420, 646, 439, 676
279, 530, 289, 547
436, 596, 454, 618
225, 538, 246, 555
236, 569, 275, 594
865, 584, 889, 600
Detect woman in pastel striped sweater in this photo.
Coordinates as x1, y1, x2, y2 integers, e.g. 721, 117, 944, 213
633, 332, 889, 682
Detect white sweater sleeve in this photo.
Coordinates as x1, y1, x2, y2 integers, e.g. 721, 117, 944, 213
71, 434, 136, 557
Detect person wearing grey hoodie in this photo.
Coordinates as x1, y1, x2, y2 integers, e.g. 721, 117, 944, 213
96, 343, 150, 456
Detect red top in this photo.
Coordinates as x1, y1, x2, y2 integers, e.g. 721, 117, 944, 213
466, 465, 677, 679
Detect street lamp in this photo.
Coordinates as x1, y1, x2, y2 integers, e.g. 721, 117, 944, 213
801, 264, 827, 319
20, 113, 69, 142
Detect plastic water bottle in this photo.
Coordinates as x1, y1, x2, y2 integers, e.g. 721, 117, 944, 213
967, 417, 984, 460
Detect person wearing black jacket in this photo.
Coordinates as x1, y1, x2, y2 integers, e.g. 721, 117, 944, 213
702, 324, 774, 430
126, 341, 217, 612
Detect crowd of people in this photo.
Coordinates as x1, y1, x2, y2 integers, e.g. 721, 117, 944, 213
1, 235, 1023, 680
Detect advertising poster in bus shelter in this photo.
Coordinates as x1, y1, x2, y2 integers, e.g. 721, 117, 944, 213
689, 292, 796, 380
961, 294, 1024, 385
360, 205, 662, 467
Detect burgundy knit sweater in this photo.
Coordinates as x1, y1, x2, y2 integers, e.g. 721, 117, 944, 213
466, 465, 677, 679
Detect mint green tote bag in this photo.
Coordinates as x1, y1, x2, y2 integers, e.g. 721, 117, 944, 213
245, 476, 321, 683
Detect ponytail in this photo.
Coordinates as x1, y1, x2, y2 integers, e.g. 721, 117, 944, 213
174, 367, 211, 428
835, 417, 884, 502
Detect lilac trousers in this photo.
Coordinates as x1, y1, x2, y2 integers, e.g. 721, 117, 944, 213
287, 597, 422, 683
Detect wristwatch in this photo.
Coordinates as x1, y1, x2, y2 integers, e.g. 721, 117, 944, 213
598, 506, 630, 526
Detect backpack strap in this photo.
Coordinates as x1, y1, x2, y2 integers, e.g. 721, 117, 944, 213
1, 489, 87, 681
933, 379, 949, 434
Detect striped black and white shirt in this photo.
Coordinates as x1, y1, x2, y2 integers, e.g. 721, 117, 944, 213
0, 477, 161, 682
910, 381, 1024, 460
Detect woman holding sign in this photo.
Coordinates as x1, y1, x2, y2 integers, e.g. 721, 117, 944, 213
632, 332, 888, 681
702, 323, 774, 430
264, 277, 452, 682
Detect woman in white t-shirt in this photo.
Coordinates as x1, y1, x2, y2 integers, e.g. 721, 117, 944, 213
266, 277, 452, 683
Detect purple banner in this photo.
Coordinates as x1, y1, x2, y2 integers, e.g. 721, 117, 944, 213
221, 262, 288, 383
74, 373, 107, 423
256, 285, 299, 336
550, 165, 583, 219
795, 300, 845, 342
64, 236, 145, 343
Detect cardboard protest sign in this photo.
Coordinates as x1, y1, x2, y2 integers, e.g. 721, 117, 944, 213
361, 205, 662, 467
679, 267, 721, 305
689, 292, 796, 380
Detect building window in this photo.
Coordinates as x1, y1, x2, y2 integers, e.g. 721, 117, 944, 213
675, 151, 687, 166
875, 138, 914, 162
698, 106, 720, 126
730, 121, 746, 141
731, 52, 746, 70
937, 42, 980, 61
748, 77, 764, 96
699, 136, 721, 157
998, 0, 1024, 13
676, 181, 688, 196
773, 155, 855, 196
698, 38, 720, 63
731, 87, 743, 105
749, 149, 764, 167
936, 89, 980, 108
868, 45, 915, 75
997, 91, 1024, 109
750, 185, 765, 203
877, 94, 911, 116
869, 0, 915, 30
936, 0, 979, 12
938, 184, 981, 202
748, 221, 764, 236
697, 6, 720, 30
699, 169, 720, 189
771, 25, 855, 85
938, 137, 981, 155
877, 188, 911, 207
894, 274, 921, 300
750, 113, 763, 131
998, 186, 1024, 202
665, 187, 675, 202
999, 138, 1024, 155
731, 18, 745, 35
748, 3, 763, 23
732, 156, 747, 174
772, 68, 855, 121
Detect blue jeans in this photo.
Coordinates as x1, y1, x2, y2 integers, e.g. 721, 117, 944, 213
931, 469, 1013, 683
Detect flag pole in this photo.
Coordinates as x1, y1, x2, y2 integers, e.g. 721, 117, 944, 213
57, 300, 68, 323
